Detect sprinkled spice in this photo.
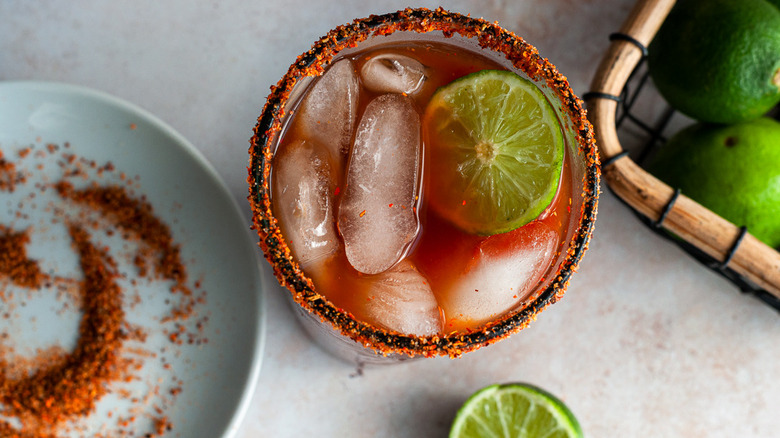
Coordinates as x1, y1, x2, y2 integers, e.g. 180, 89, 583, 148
0, 227, 45, 289
1, 224, 126, 435
0, 142, 208, 436
0, 152, 25, 193
54, 181, 190, 295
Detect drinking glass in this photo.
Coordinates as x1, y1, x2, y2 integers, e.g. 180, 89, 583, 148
248, 8, 599, 364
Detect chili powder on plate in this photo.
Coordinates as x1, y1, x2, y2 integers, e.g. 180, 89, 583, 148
0, 142, 206, 437
1, 224, 126, 435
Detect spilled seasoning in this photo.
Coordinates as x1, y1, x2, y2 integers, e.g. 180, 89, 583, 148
1, 225, 126, 435
0, 227, 45, 289
0, 150, 25, 193
54, 182, 189, 292
0, 142, 207, 437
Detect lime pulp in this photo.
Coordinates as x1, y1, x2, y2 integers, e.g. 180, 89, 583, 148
423, 70, 564, 236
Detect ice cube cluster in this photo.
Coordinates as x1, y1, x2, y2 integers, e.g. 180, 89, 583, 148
274, 51, 554, 336
274, 53, 441, 336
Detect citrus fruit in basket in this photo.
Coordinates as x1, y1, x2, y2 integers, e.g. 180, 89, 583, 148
767, 0, 780, 11
648, 117, 780, 248
647, 0, 780, 124
423, 70, 564, 236
449, 383, 583, 438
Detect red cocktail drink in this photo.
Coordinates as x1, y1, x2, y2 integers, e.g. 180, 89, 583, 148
249, 8, 599, 363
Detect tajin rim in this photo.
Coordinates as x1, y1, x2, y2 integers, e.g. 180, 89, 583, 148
248, 7, 600, 358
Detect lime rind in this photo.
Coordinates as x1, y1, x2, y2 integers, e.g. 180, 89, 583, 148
449, 383, 583, 438
425, 70, 564, 235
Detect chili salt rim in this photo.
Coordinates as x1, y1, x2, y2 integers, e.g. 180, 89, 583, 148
248, 7, 600, 358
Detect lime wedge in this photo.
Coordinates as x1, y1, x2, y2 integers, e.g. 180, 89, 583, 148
449, 383, 583, 438
423, 70, 564, 235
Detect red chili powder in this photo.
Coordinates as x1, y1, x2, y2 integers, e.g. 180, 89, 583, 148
54, 181, 191, 295
0, 154, 25, 193
0, 143, 205, 437
0, 224, 127, 436
0, 226, 45, 289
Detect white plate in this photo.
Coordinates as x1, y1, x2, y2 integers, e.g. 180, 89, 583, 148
0, 81, 265, 437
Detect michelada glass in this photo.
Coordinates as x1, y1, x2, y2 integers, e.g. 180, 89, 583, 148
248, 8, 599, 364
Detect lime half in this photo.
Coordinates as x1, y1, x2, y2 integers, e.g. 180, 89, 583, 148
423, 70, 564, 236
449, 383, 583, 438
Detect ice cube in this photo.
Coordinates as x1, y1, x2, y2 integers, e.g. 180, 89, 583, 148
441, 223, 559, 328
363, 260, 442, 336
360, 53, 426, 95
296, 58, 359, 158
272, 139, 338, 268
338, 94, 421, 275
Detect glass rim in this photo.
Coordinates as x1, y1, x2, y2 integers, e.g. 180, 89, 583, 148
248, 7, 600, 358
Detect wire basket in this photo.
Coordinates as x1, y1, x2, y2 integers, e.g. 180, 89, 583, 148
585, 0, 780, 311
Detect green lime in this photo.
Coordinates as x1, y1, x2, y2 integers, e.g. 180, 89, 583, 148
647, 0, 780, 124
449, 383, 583, 438
648, 117, 780, 248
423, 70, 564, 236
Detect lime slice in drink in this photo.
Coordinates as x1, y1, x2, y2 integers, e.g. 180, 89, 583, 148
449, 383, 583, 438
423, 70, 564, 235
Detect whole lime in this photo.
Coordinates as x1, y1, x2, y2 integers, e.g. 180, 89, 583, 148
648, 117, 780, 248
648, 0, 780, 124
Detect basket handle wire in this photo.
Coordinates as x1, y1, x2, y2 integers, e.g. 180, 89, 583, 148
585, 0, 780, 305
